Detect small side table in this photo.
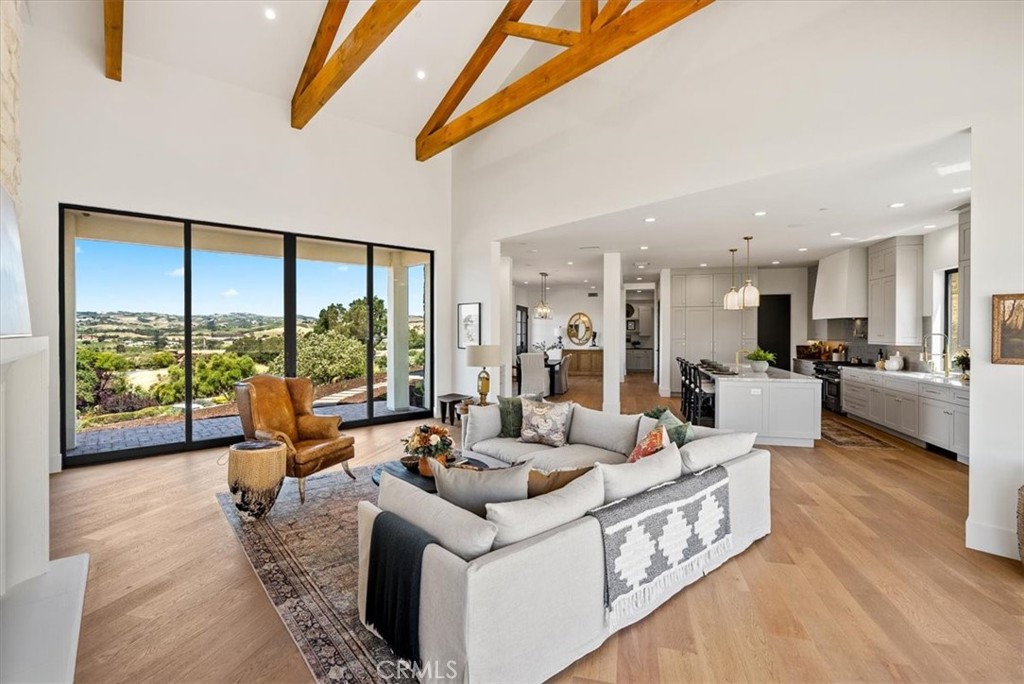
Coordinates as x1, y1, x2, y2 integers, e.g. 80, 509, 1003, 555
437, 393, 472, 425
228, 440, 287, 520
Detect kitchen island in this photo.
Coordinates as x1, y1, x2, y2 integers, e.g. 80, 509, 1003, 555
711, 365, 822, 447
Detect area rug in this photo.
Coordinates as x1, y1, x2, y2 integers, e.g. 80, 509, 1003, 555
217, 468, 410, 683
821, 414, 899, 449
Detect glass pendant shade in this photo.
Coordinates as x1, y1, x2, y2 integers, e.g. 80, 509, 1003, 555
723, 248, 742, 310
534, 272, 553, 320
739, 236, 760, 309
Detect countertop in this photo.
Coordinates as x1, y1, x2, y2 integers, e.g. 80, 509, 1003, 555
627, 347, 654, 351
709, 364, 821, 384
842, 366, 970, 389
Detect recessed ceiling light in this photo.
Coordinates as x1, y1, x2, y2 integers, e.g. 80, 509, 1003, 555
264, 7, 276, 20
644, 217, 656, 223
415, 69, 427, 80
699, 263, 708, 268
952, 186, 971, 194
636, 290, 642, 293
818, 207, 829, 212
567, 261, 573, 265
842, 237, 858, 241
636, 277, 642, 281
798, 247, 808, 252
583, 279, 588, 283
923, 224, 937, 229
889, 202, 906, 208
546, 286, 550, 290
771, 260, 780, 265
640, 245, 649, 250
753, 211, 767, 217
830, 232, 841, 237
936, 161, 970, 176
529, 249, 538, 253
590, 286, 596, 289
524, 281, 529, 285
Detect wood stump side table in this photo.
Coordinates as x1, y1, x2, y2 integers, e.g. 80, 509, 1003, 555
228, 440, 287, 520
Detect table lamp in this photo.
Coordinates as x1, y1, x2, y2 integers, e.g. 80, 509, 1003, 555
466, 344, 502, 405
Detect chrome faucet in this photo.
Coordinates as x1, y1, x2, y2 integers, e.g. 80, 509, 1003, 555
923, 332, 950, 378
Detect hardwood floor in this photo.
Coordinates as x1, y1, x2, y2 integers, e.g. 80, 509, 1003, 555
51, 376, 1022, 683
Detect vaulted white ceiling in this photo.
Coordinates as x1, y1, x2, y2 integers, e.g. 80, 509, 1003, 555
24, 0, 567, 136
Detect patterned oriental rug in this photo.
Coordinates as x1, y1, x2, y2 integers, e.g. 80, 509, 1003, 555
217, 468, 410, 683
820, 414, 900, 449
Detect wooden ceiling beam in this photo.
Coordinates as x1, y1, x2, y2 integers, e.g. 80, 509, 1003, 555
592, 0, 629, 31
416, 0, 714, 161
291, 0, 418, 129
580, 0, 598, 35
504, 21, 579, 48
292, 0, 349, 105
103, 0, 124, 81
418, 0, 533, 144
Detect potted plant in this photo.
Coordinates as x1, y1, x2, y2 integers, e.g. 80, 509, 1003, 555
402, 424, 454, 477
746, 347, 776, 373
953, 347, 970, 382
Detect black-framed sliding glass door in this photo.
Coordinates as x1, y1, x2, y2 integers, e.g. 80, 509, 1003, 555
59, 205, 434, 467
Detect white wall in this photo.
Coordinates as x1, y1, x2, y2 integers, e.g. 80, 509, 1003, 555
533, 286, 604, 350
20, 26, 453, 471
450, 1, 1024, 558
922, 226, 959, 335
758, 268, 809, 365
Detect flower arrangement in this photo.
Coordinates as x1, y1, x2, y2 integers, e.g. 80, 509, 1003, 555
953, 347, 970, 371
746, 347, 777, 363
402, 424, 453, 459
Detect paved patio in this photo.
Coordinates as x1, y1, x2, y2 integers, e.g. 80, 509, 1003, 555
65, 400, 428, 459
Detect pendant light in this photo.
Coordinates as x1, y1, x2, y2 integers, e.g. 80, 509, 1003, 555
724, 248, 741, 310
534, 272, 553, 320
738, 236, 760, 308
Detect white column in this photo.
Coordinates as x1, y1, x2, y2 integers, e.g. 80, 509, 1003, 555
602, 253, 622, 413
386, 257, 410, 412
498, 256, 514, 397
658, 268, 673, 397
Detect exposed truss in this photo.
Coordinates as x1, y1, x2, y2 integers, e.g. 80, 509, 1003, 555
416, 0, 714, 161
103, 0, 124, 81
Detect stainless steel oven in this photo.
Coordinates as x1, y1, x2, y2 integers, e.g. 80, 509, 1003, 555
814, 362, 843, 413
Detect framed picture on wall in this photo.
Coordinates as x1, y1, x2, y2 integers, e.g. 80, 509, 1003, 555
458, 302, 481, 349
992, 293, 1024, 364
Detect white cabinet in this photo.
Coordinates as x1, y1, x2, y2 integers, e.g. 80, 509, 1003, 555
713, 273, 735, 303
684, 308, 713, 362
686, 275, 714, 306
638, 305, 653, 336
671, 275, 687, 304
868, 386, 886, 424
712, 308, 742, 364
671, 306, 686, 338
715, 378, 821, 447
919, 398, 953, 448
867, 237, 922, 346
884, 390, 918, 437
952, 405, 969, 455
626, 349, 654, 372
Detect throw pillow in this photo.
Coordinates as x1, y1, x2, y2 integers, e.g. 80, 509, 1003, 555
377, 474, 497, 560
656, 411, 696, 447
486, 468, 605, 548
527, 466, 592, 498
679, 432, 756, 474
497, 393, 544, 438
464, 404, 502, 449
643, 406, 671, 419
519, 398, 572, 447
567, 405, 642, 456
429, 461, 530, 516
627, 426, 667, 463
596, 442, 683, 504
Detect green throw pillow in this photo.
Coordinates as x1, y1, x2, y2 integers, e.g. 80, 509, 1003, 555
643, 406, 670, 419
656, 411, 695, 447
498, 394, 544, 438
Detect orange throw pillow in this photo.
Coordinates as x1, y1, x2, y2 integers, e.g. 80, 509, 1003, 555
628, 426, 667, 463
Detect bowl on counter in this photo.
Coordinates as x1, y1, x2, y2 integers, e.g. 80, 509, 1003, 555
884, 358, 902, 371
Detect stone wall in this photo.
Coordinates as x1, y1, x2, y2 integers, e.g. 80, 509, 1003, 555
0, 0, 22, 206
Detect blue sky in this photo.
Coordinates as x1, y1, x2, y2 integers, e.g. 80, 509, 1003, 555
76, 239, 426, 317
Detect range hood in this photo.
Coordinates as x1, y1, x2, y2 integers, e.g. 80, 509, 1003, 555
812, 247, 868, 319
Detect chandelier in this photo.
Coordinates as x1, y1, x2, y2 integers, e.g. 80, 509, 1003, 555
724, 248, 741, 310
738, 236, 760, 308
534, 272, 552, 320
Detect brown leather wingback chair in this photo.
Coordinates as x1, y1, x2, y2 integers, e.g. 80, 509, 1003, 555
235, 375, 356, 503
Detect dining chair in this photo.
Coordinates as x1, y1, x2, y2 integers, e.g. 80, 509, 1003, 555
518, 352, 549, 397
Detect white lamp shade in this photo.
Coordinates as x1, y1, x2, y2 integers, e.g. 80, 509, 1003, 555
466, 344, 502, 368
723, 287, 741, 311
739, 281, 760, 308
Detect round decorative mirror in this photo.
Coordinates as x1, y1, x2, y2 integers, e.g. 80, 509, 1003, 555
566, 312, 593, 345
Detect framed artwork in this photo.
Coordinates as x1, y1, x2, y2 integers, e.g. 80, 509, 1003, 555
458, 302, 481, 349
992, 294, 1024, 364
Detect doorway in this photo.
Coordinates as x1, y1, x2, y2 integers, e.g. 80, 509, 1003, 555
757, 294, 791, 371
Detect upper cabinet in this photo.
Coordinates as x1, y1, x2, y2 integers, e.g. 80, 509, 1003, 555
685, 274, 714, 307
867, 237, 922, 346
958, 205, 971, 346
670, 275, 687, 304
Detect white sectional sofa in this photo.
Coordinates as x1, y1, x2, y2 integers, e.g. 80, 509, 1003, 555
357, 404, 771, 683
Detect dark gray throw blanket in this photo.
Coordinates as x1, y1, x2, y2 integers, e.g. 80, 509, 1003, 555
365, 511, 437, 665
587, 466, 732, 627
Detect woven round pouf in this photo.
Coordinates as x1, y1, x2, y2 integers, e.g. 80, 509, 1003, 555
228, 440, 287, 521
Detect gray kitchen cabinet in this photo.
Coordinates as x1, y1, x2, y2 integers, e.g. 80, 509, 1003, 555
686, 275, 714, 307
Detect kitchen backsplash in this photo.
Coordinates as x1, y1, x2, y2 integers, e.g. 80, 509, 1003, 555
811, 317, 937, 372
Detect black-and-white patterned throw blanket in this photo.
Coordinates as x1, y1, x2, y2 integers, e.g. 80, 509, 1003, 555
587, 466, 732, 626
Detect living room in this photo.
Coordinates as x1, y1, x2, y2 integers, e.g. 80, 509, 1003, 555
0, 1, 1021, 683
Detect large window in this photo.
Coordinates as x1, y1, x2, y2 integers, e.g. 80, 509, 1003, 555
60, 206, 433, 465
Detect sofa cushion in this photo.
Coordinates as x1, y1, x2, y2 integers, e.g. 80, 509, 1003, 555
526, 444, 626, 472
692, 425, 732, 439
568, 405, 641, 456
628, 426, 668, 463
520, 399, 572, 447
378, 473, 497, 560
597, 442, 683, 504
680, 432, 756, 474
527, 467, 593, 498
656, 412, 696, 447
636, 415, 659, 444
497, 393, 544, 438
464, 404, 502, 449
486, 468, 605, 548
429, 461, 529, 516
472, 438, 552, 465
